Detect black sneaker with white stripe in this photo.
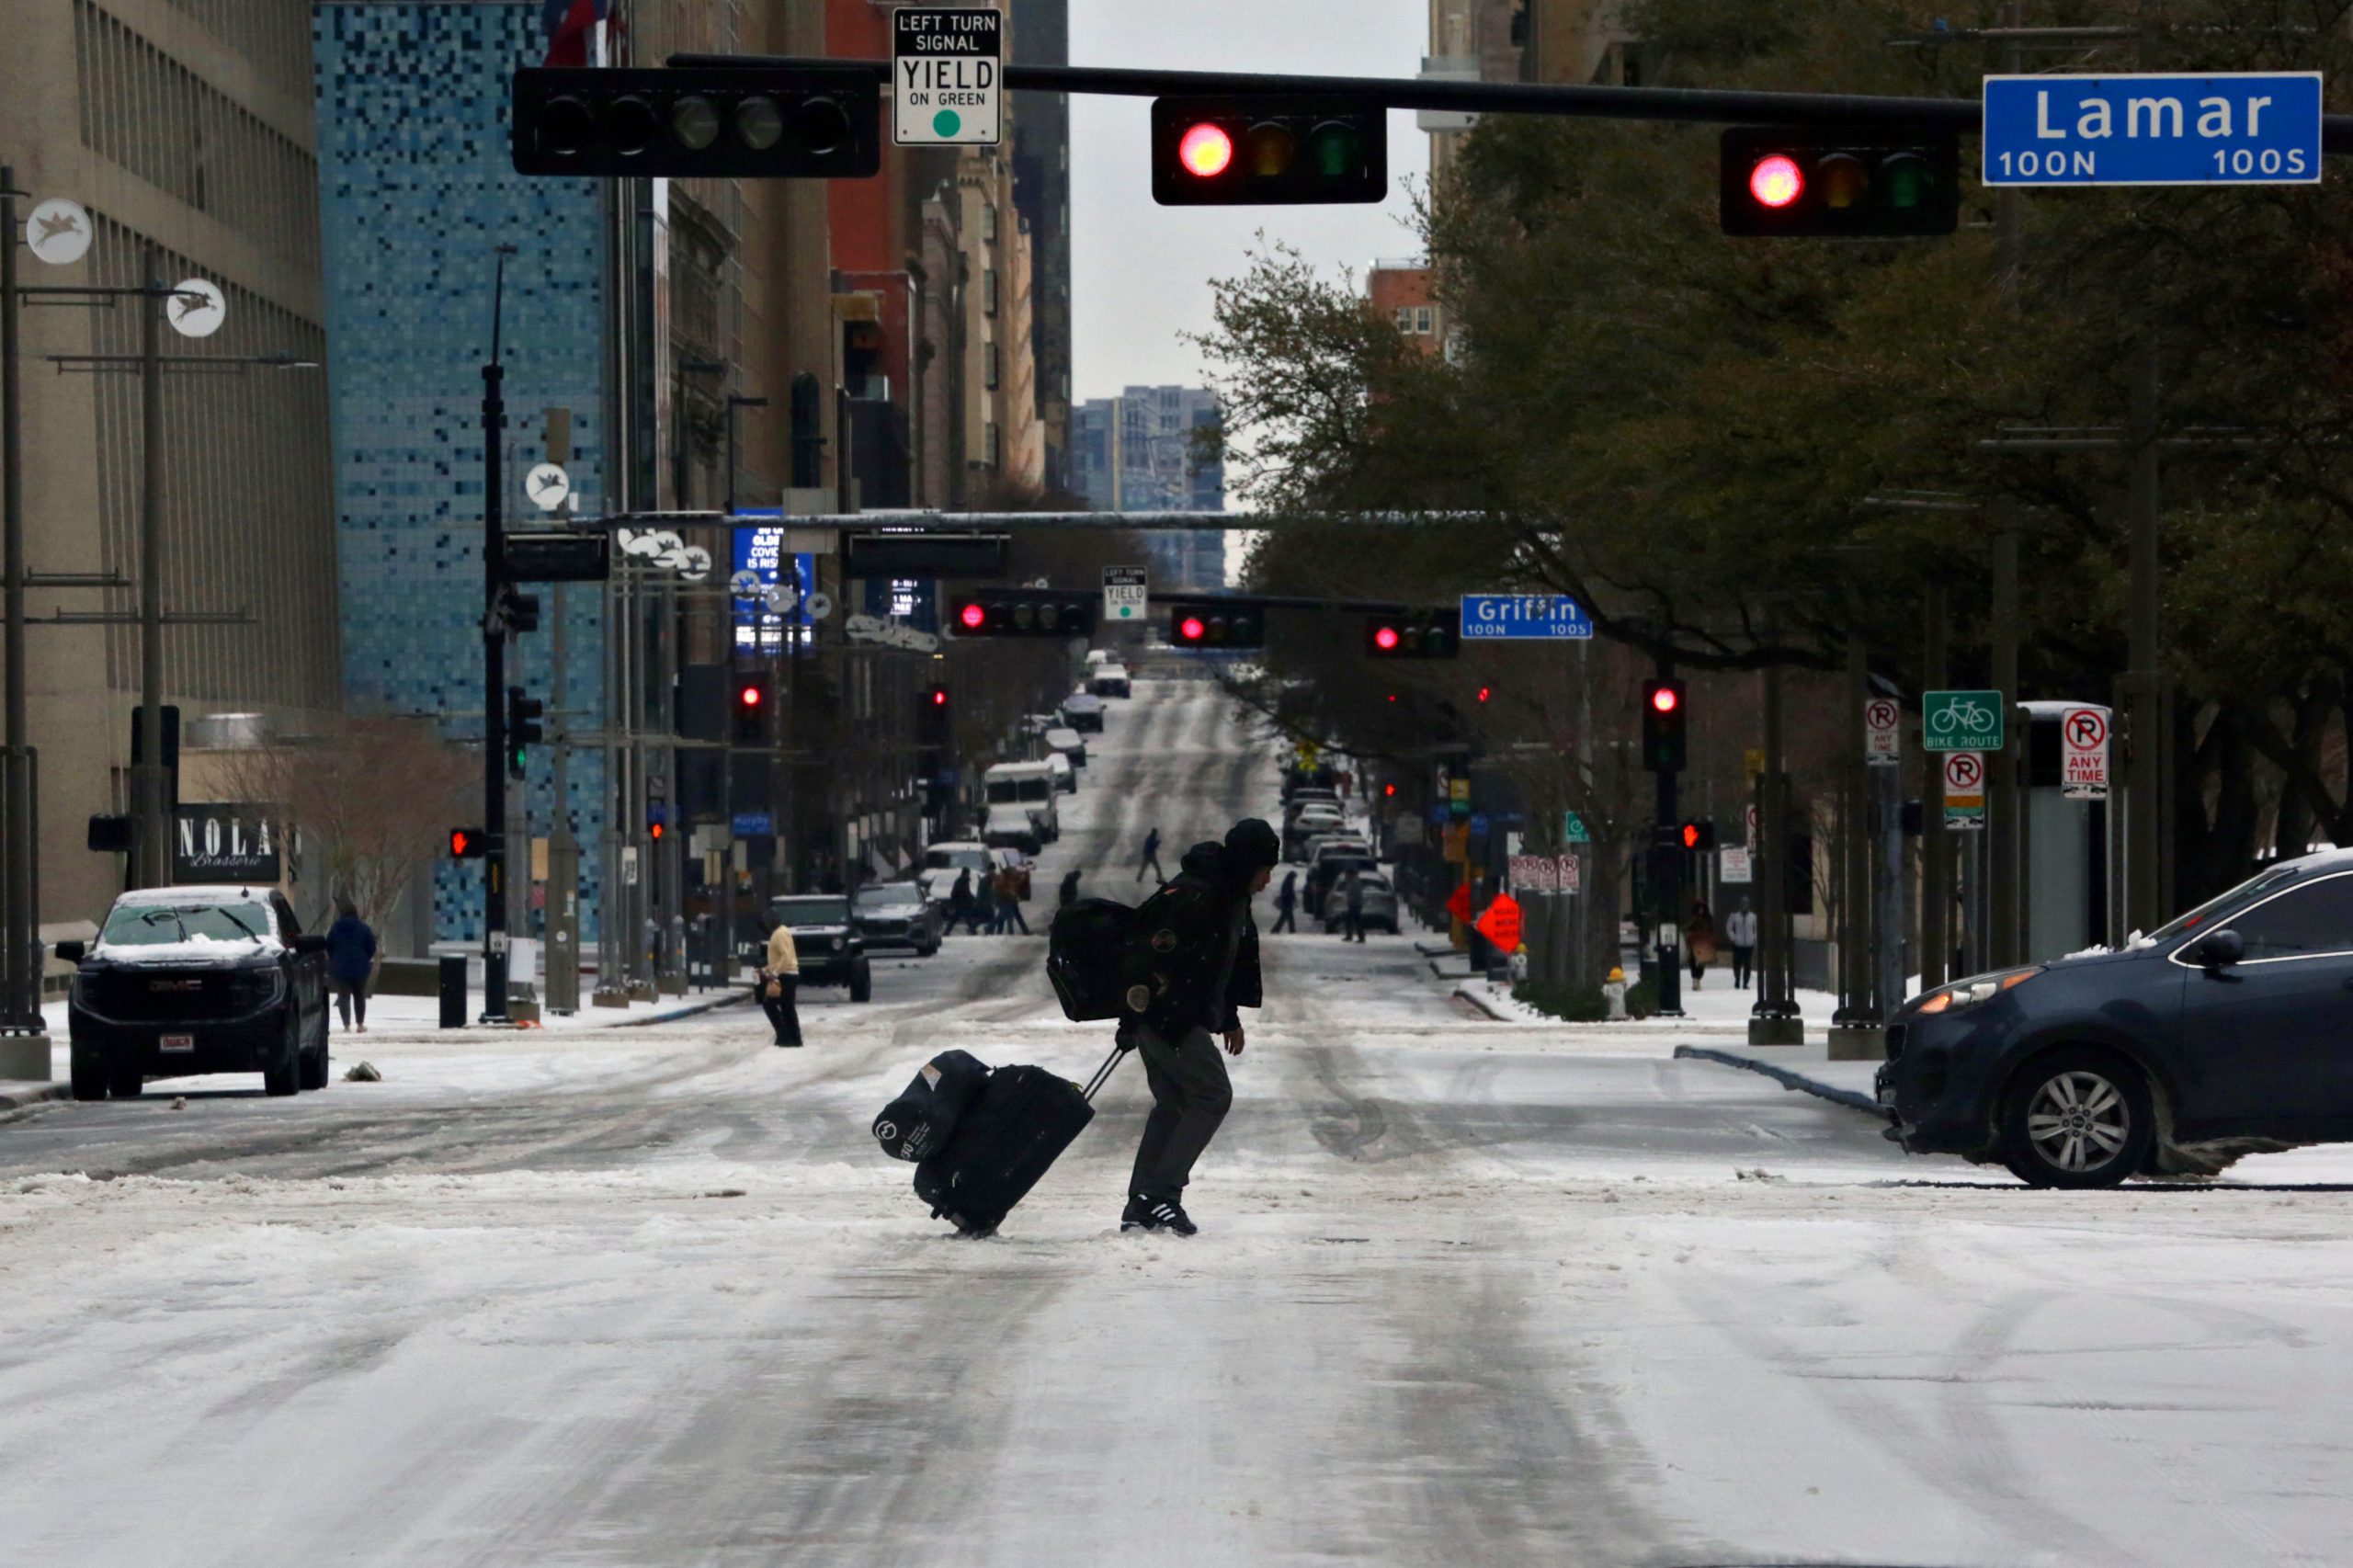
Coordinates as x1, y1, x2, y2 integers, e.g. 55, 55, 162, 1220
1120, 1196, 1198, 1236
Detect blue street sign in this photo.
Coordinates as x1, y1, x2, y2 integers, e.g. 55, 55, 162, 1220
1983, 73, 2321, 187
1461, 593, 1594, 641
1470, 812, 1492, 836
732, 812, 774, 837
1427, 804, 1449, 827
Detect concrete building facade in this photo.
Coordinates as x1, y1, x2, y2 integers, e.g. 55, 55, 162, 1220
1072, 386, 1224, 591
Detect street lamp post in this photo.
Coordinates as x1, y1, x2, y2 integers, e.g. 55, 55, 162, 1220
719, 391, 766, 986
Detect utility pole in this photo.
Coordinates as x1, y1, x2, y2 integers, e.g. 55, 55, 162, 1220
1749, 607, 1800, 1044
1829, 636, 1883, 1056
1920, 583, 1950, 991
479, 244, 516, 1024
1651, 651, 1683, 1019
1988, 520, 2020, 970
0, 169, 35, 1051
2125, 342, 2163, 933
134, 244, 168, 892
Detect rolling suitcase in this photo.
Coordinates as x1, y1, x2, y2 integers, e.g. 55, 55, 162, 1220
914, 1043, 1128, 1237
871, 1049, 991, 1163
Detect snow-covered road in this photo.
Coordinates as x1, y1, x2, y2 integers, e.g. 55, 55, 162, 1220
3, 680, 2350, 1566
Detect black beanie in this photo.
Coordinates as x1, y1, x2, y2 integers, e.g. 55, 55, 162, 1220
1224, 817, 1280, 870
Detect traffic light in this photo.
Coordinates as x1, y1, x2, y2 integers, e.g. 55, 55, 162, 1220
1641, 678, 1688, 772
732, 676, 769, 746
449, 826, 487, 859
506, 686, 544, 779
1680, 819, 1717, 852
1363, 610, 1457, 660
1475, 685, 1492, 703
648, 812, 666, 841
1152, 96, 1386, 206
948, 591, 1096, 639
511, 66, 882, 179
499, 586, 541, 636
1167, 599, 1265, 650
918, 684, 950, 745
1719, 126, 1961, 237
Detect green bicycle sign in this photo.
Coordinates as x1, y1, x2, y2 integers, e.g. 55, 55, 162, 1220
1924, 689, 2006, 753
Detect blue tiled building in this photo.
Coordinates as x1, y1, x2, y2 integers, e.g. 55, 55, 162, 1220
312, 2, 608, 940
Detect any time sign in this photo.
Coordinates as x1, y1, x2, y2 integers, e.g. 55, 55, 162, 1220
893, 7, 1002, 147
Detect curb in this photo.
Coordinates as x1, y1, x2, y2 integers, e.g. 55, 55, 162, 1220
0, 1081, 69, 1125
1673, 1044, 1885, 1117
1450, 983, 1510, 1020
596, 988, 755, 1028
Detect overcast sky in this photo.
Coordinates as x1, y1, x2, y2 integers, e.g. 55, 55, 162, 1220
1066, 2, 1431, 406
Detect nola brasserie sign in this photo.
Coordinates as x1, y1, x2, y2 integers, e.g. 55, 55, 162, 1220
172, 802, 282, 884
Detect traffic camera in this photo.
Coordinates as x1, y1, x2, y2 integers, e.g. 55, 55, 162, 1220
1167, 600, 1265, 650
1363, 610, 1457, 660
511, 66, 882, 179
1641, 678, 1688, 772
1152, 96, 1386, 206
1719, 126, 1960, 237
948, 591, 1096, 639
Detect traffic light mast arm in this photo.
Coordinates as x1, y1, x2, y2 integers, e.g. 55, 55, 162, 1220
672, 52, 2353, 152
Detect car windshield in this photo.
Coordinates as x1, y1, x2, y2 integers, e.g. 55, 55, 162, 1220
858, 886, 921, 909
2147, 865, 2305, 942
774, 897, 849, 926
923, 848, 989, 871
101, 900, 272, 947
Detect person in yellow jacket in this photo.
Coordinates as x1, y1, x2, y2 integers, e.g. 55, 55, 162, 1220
761, 918, 802, 1047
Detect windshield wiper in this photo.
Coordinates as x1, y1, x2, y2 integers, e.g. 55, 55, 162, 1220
214, 907, 265, 943
137, 909, 190, 939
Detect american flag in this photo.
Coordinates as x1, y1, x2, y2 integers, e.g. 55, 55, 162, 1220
541, 0, 608, 68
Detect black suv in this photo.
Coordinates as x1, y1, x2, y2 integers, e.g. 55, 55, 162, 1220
60, 886, 331, 1100
768, 895, 872, 1002
1879, 848, 2353, 1187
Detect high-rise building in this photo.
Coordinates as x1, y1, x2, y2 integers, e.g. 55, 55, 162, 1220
1422, 0, 1527, 180
1072, 387, 1224, 591
0, 0, 343, 929
1008, 0, 1072, 494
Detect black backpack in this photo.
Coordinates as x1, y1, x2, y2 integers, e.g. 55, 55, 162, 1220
1045, 897, 1141, 1021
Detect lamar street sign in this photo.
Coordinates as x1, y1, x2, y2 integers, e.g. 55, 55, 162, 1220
1983, 72, 2323, 187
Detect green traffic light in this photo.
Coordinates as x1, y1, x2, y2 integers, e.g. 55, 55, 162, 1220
1309, 121, 1362, 177
1881, 152, 1933, 210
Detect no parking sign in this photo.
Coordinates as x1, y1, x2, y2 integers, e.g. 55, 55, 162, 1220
2062, 706, 2110, 801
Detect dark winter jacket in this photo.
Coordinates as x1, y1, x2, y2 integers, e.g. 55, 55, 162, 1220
1125, 841, 1263, 1038
324, 914, 377, 983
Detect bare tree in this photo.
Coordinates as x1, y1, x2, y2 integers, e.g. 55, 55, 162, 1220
210, 718, 477, 926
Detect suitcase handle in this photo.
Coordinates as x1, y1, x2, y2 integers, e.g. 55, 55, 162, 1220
1080, 1040, 1131, 1103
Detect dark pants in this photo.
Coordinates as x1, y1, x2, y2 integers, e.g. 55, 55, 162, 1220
1129, 1023, 1232, 1205
1271, 904, 1296, 934
1000, 899, 1029, 934
1732, 945, 1755, 988
331, 974, 368, 1028
1137, 853, 1165, 884
1343, 907, 1364, 941
762, 974, 801, 1045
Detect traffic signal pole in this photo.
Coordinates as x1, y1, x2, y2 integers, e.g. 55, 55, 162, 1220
480, 248, 513, 1025
1651, 655, 1683, 1019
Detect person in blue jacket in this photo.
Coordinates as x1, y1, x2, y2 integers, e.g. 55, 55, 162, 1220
324, 897, 378, 1034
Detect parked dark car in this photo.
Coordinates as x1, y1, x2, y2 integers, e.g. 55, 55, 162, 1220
1878, 850, 2353, 1187
768, 894, 872, 1002
854, 881, 943, 957
61, 885, 331, 1101
1304, 849, 1377, 917
1060, 693, 1105, 733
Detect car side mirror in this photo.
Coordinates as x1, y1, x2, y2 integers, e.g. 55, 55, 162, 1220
2188, 928, 2245, 969
53, 940, 85, 962
292, 934, 329, 956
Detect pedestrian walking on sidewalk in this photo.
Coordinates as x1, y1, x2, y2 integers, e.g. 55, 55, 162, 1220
760, 917, 801, 1047
1686, 898, 1718, 990
995, 864, 1030, 934
1339, 866, 1367, 943
1120, 819, 1279, 1238
1270, 869, 1298, 935
1724, 898, 1758, 989
1136, 826, 1166, 885
325, 897, 376, 1034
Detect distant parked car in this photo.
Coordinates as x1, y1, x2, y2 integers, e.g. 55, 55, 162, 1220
60, 885, 332, 1101
982, 761, 1060, 854
1305, 846, 1376, 915
1045, 751, 1075, 793
1284, 809, 1346, 861
853, 882, 943, 957
1879, 849, 2353, 1187
916, 843, 995, 906
1043, 725, 1087, 768
768, 895, 871, 1002
1060, 692, 1106, 732
1090, 663, 1132, 699
1321, 870, 1400, 935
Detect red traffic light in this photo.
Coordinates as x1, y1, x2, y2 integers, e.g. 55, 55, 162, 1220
1373, 625, 1400, 652
1650, 685, 1680, 714
1476, 686, 1491, 703
1683, 823, 1701, 850
450, 828, 471, 856
929, 687, 949, 707
448, 826, 486, 859
649, 820, 665, 841
959, 601, 986, 631
1748, 153, 1804, 209
1179, 615, 1206, 642
1382, 782, 1397, 797
737, 683, 762, 709
1178, 122, 1233, 177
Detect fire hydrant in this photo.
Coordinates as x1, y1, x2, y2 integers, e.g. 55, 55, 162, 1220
1603, 965, 1629, 1020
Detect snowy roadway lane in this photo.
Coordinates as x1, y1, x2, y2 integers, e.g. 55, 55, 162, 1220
3, 681, 2351, 1566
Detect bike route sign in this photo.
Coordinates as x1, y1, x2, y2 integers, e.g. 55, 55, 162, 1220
1983, 73, 2322, 187
1924, 689, 2005, 754
1461, 594, 1593, 640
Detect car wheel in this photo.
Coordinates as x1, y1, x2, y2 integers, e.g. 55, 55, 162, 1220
1998, 1048, 2153, 1189
298, 1024, 330, 1092
917, 941, 939, 958
263, 1008, 301, 1096
70, 1045, 108, 1102
849, 961, 873, 1004
108, 1059, 143, 1100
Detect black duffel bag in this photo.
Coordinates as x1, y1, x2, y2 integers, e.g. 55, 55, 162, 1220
871, 1049, 992, 1163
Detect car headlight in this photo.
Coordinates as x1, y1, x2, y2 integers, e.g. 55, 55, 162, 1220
1915, 966, 2041, 1014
